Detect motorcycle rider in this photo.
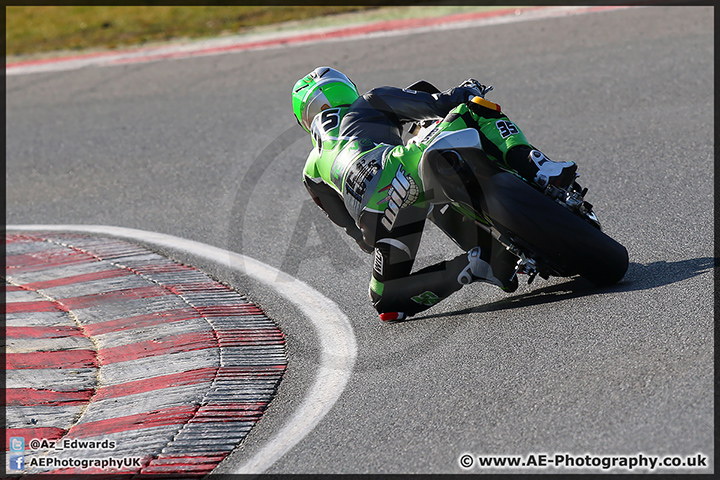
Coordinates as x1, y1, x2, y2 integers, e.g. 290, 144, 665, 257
293, 66, 577, 321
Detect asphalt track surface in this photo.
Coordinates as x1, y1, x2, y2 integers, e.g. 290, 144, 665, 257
6, 6, 714, 475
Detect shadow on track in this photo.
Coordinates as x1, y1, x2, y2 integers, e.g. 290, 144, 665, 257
409, 256, 716, 322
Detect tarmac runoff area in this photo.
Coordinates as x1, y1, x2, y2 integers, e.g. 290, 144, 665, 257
4, 232, 287, 476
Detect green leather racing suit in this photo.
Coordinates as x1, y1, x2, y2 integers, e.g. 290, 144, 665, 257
302, 83, 537, 319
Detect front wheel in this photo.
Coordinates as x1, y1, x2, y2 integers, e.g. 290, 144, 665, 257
480, 172, 629, 286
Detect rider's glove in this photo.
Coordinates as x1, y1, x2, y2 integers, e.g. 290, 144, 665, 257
458, 78, 494, 99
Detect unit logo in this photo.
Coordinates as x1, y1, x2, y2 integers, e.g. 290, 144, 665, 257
379, 165, 419, 231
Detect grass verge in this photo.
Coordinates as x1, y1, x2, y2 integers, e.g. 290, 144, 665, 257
6, 6, 382, 57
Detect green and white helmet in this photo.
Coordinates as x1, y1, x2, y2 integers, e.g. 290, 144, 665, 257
292, 67, 359, 132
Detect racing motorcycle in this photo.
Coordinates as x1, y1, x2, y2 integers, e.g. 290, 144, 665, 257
405, 80, 628, 288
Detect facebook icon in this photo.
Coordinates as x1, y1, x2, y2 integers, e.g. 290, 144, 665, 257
9, 455, 25, 471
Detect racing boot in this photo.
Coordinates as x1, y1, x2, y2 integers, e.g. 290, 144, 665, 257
528, 149, 577, 190
506, 146, 577, 190
465, 246, 518, 293
379, 312, 407, 322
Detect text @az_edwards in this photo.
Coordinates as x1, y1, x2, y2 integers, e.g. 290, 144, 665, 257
27, 438, 116, 451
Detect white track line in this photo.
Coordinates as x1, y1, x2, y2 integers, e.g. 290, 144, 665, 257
6, 224, 357, 474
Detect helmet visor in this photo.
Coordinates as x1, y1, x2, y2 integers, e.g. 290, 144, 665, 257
301, 88, 330, 131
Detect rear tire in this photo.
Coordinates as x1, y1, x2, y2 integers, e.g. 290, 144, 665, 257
479, 172, 629, 286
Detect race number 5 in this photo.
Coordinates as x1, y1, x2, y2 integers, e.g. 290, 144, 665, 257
311, 108, 341, 151
320, 108, 340, 131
